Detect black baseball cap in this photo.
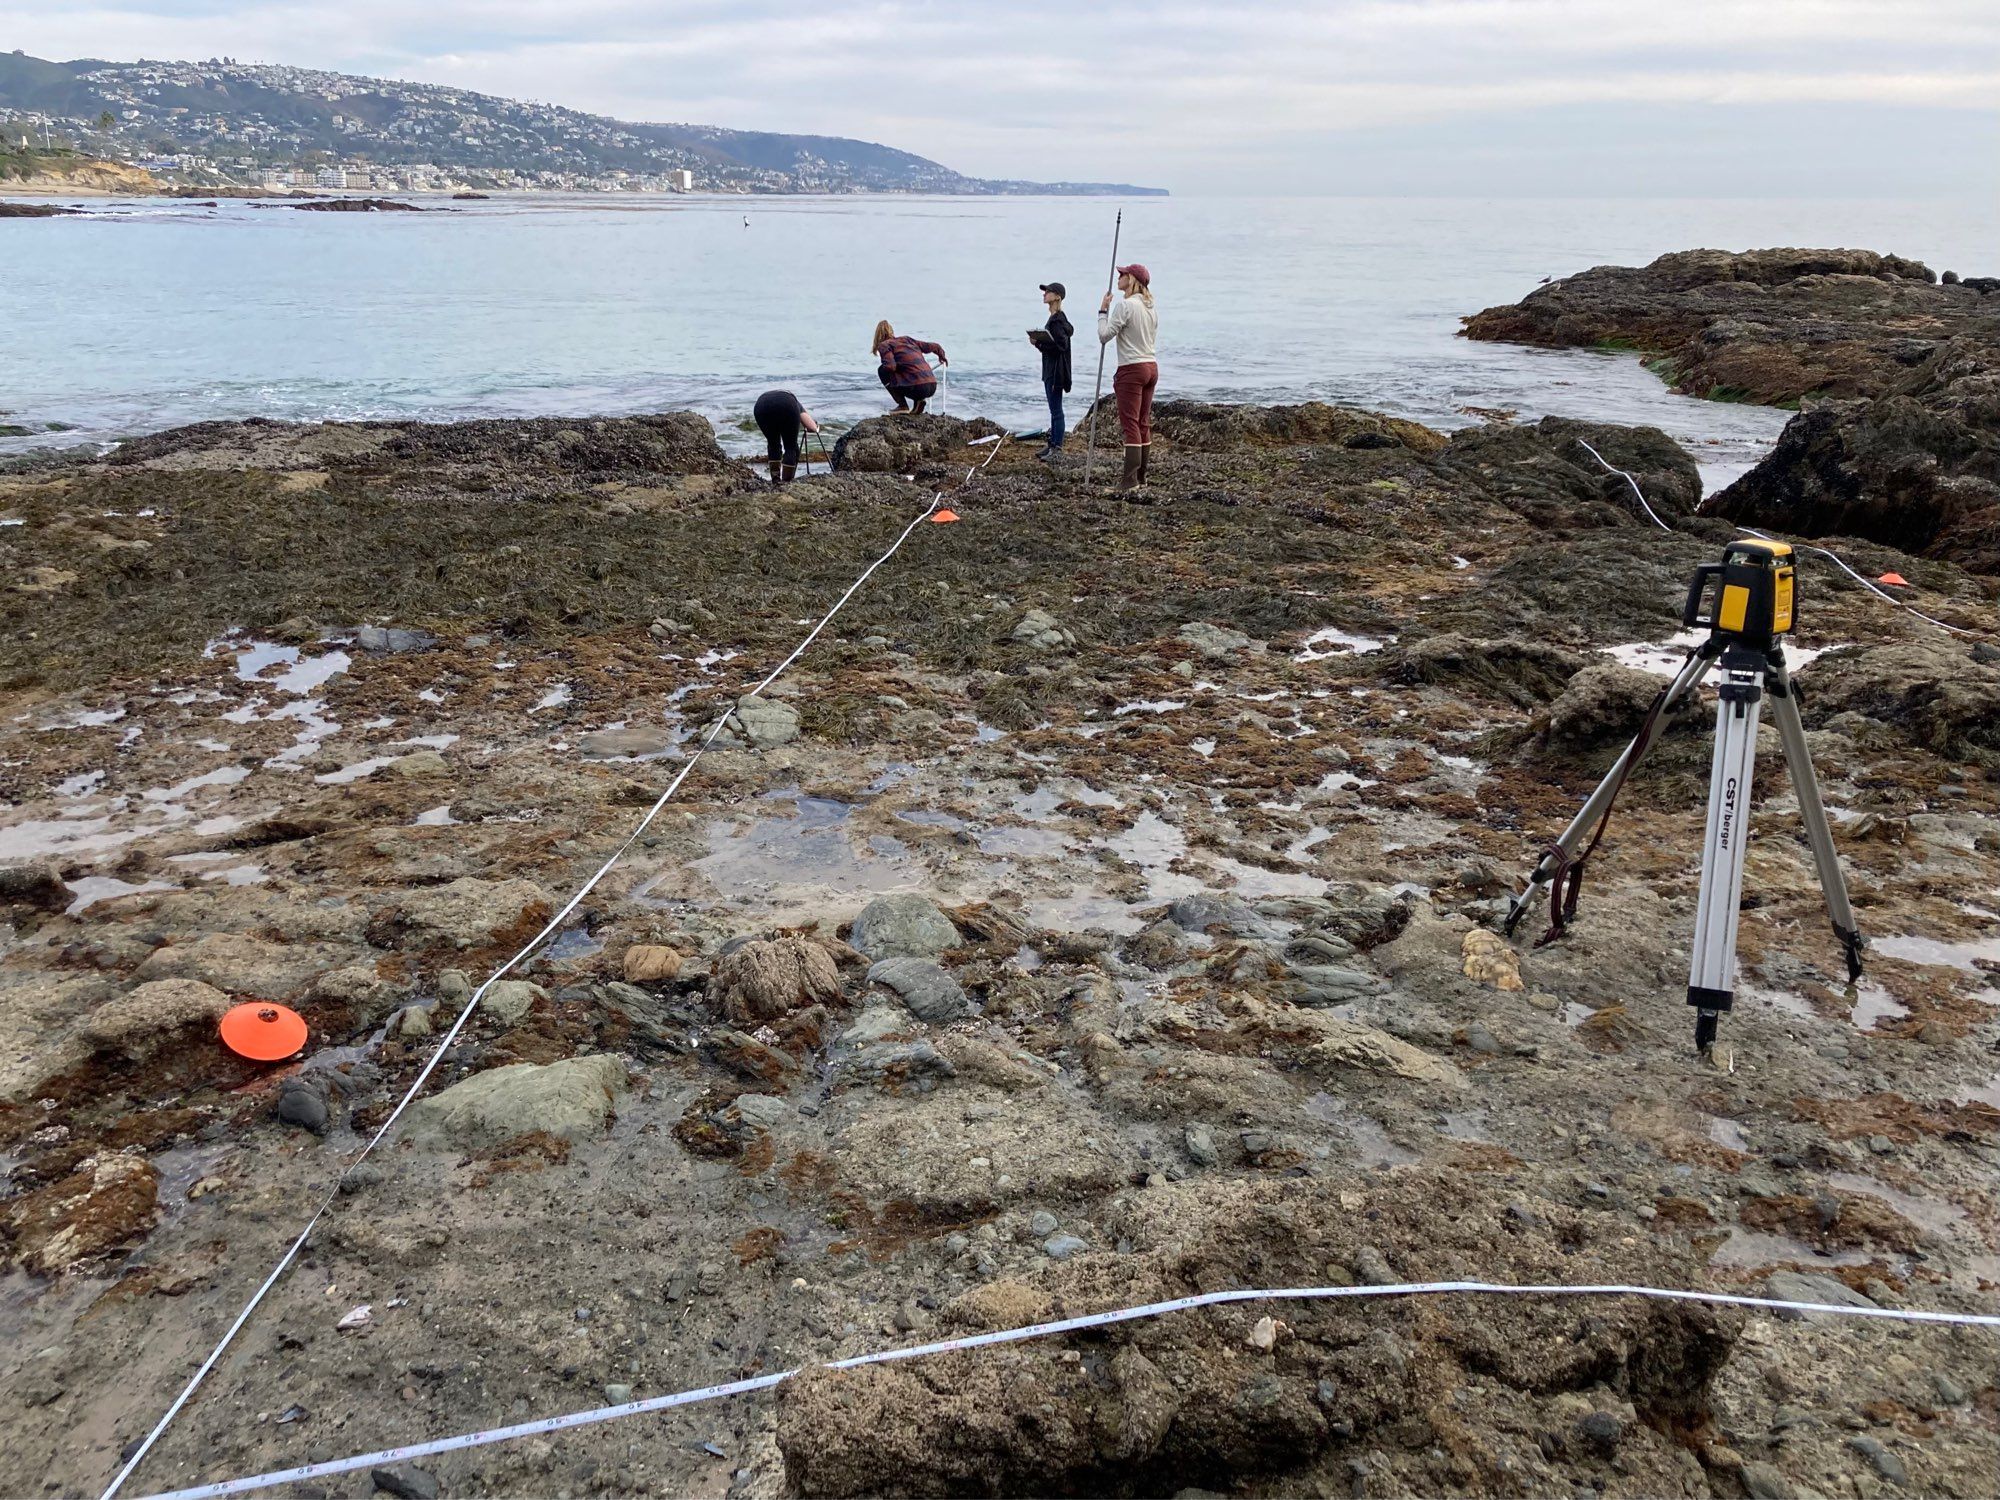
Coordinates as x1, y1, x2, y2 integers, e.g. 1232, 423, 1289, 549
1039, 281, 1066, 298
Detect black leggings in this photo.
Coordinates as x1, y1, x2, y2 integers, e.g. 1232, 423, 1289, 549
753, 390, 802, 465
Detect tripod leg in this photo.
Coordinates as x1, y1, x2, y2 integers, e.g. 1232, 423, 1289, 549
1687, 647, 1765, 1051
1767, 663, 1865, 980
1503, 643, 1718, 935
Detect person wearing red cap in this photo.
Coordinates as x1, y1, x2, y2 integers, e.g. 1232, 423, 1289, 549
1098, 264, 1158, 491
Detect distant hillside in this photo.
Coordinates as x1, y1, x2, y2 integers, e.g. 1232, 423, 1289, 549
0, 52, 1167, 196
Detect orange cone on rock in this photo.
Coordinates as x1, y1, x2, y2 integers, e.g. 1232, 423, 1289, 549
220, 1002, 308, 1061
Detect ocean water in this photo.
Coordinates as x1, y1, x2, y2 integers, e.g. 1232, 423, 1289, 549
5, 193, 1994, 488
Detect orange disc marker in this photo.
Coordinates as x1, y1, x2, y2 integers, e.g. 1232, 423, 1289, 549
932, 509, 961, 525
220, 1002, 309, 1061
1877, 571, 1908, 586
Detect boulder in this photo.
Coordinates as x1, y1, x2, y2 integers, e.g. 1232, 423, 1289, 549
830, 412, 1008, 473
308, 962, 406, 1027
1177, 621, 1262, 659
867, 957, 974, 1023
726, 696, 800, 750
135, 932, 349, 998
81, 979, 234, 1059
402, 1054, 627, 1149
1540, 663, 1676, 746
1435, 417, 1702, 529
622, 945, 684, 983
0, 863, 71, 914
354, 625, 438, 654
482, 980, 544, 1025
372, 878, 552, 950
710, 936, 843, 1025
578, 725, 680, 760
850, 893, 961, 961
1143, 399, 1445, 453
1804, 639, 2000, 760
1011, 608, 1075, 652
1384, 634, 1587, 708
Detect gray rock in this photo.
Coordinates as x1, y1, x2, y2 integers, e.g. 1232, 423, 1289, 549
482, 980, 543, 1025
1765, 1270, 1878, 1316
1028, 1210, 1060, 1237
1169, 893, 1268, 937
436, 970, 472, 1002
276, 1080, 329, 1135
391, 1003, 434, 1040
728, 696, 800, 750
1577, 1411, 1624, 1456
731, 1094, 790, 1130
1353, 1246, 1397, 1286
1739, 1462, 1797, 1500
1177, 621, 1263, 659
370, 1465, 439, 1500
1464, 1021, 1504, 1055
0, 863, 71, 913
1931, 1372, 1968, 1406
1289, 964, 1388, 1007
1185, 1123, 1219, 1167
404, 1054, 627, 1149
1011, 608, 1074, 651
1042, 1233, 1089, 1260
843, 1041, 955, 1087
355, 626, 437, 655
850, 893, 960, 961
866, 957, 973, 1023
605, 1383, 634, 1405
842, 1002, 914, 1046
1848, 1435, 1908, 1486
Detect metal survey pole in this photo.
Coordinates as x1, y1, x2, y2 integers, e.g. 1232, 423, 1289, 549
1083, 210, 1123, 485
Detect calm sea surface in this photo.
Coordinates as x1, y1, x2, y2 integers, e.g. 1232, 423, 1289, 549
5, 193, 1994, 488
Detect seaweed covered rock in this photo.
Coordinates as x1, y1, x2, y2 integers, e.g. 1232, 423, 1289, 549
1384, 633, 1588, 707
1700, 340, 2000, 575
830, 413, 1007, 474
1805, 639, 2000, 761
1540, 663, 1678, 746
710, 936, 843, 1025
1434, 416, 1702, 529
1140, 400, 1446, 454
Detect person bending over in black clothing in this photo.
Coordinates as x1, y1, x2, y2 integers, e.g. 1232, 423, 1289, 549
752, 389, 821, 483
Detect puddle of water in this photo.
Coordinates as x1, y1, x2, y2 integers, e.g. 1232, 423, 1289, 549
1318, 771, 1377, 792
977, 826, 1073, 859
41, 705, 128, 729
397, 733, 460, 750
1190, 738, 1217, 759
1601, 629, 1707, 677
1850, 981, 1909, 1032
1709, 1229, 1872, 1272
417, 687, 447, 704
1705, 1115, 1751, 1153
691, 793, 914, 905
1211, 856, 1324, 900
1871, 931, 2000, 974
531, 684, 573, 713
143, 765, 251, 802
413, 805, 458, 827
1025, 891, 1148, 936
315, 756, 398, 785
0, 817, 145, 861
1113, 699, 1188, 717
65, 875, 176, 915
212, 639, 351, 695
1827, 1171, 1965, 1238
1296, 628, 1390, 662
1106, 811, 1206, 902
56, 771, 106, 798
201, 864, 268, 886
1306, 1093, 1421, 1167
896, 809, 967, 831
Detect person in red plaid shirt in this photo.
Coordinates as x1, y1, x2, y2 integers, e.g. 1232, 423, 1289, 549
871, 320, 947, 413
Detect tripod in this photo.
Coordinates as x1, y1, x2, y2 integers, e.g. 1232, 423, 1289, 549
1504, 541, 1865, 1052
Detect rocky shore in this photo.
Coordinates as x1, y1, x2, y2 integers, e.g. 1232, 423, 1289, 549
3, 256, 1999, 1499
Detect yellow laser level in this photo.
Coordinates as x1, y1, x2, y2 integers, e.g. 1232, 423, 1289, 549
1682, 538, 1796, 647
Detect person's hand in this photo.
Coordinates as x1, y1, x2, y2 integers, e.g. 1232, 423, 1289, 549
800, 412, 818, 433
1100, 291, 1113, 313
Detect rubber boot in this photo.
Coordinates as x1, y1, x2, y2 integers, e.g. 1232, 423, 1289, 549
910, 398, 928, 415
766, 460, 782, 484
1116, 444, 1142, 493
780, 462, 797, 483
1136, 444, 1150, 486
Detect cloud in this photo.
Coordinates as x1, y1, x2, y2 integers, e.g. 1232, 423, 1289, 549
10, 0, 1999, 192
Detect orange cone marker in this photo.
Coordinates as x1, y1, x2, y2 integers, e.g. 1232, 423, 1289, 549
220, 1002, 309, 1061
932, 509, 961, 524
1877, 572, 1908, 586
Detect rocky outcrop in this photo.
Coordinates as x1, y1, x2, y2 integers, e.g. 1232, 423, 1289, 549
402, 1054, 627, 1149
1465, 248, 2000, 573
292, 198, 424, 212
1140, 399, 1446, 453
1433, 416, 1703, 529
830, 413, 1008, 473
1805, 640, 2000, 762
1699, 339, 2000, 573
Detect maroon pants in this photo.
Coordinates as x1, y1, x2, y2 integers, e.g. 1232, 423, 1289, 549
1114, 361, 1157, 444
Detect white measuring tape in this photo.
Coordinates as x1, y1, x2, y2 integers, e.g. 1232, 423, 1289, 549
101, 452, 999, 1500
1574, 440, 1988, 640
133, 1278, 2000, 1500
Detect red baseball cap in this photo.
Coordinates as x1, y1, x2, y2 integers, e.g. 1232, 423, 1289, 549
1117, 263, 1150, 286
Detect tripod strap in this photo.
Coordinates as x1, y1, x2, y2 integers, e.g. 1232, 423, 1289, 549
1535, 670, 1682, 947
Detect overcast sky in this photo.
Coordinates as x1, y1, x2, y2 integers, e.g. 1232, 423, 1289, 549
14, 0, 2000, 195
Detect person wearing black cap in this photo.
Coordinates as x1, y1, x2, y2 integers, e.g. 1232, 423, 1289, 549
1026, 282, 1073, 461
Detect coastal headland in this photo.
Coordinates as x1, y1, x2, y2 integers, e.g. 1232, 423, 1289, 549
2, 251, 1997, 1498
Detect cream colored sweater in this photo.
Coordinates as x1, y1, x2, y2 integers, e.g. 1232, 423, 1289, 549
1098, 294, 1158, 366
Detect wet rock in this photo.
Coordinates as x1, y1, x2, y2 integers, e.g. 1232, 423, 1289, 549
704, 1029, 802, 1088
844, 1041, 956, 1089
1042, 1232, 1089, 1260
1272, 1011, 1465, 1086
1185, 1123, 1220, 1167
829, 412, 1008, 473
1313, 883, 1412, 952
1027, 1210, 1060, 1237
710, 936, 842, 1025
276, 1077, 331, 1134
1287, 965, 1388, 1007
867, 957, 973, 1023
309, 962, 405, 1028
1385, 634, 1586, 709
1169, 893, 1269, 938
850, 893, 960, 961
482, 980, 543, 1025
1178, 621, 1263, 659
1541, 662, 1678, 746
386, 750, 449, 778
1011, 608, 1075, 651
1806, 640, 2000, 760
1460, 929, 1525, 991
0, 863, 71, 914
1353, 1245, 1397, 1285
1764, 1270, 1878, 1315
1148, 398, 1444, 453
373, 878, 552, 951
1576, 1410, 1625, 1457
1, 1155, 159, 1275
81, 979, 234, 1059
354, 625, 437, 654
842, 1001, 914, 1047
622, 945, 683, 983
391, 1002, 435, 1040
725, 696, 800, 749
935, 1035, 1043, 1092
1848, 1435, 1908, 1486
403, 1054, 627, 1149
1739, 1460, 1798, 1500
136, 932, 346, 998
370, 1464, 440, 1500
